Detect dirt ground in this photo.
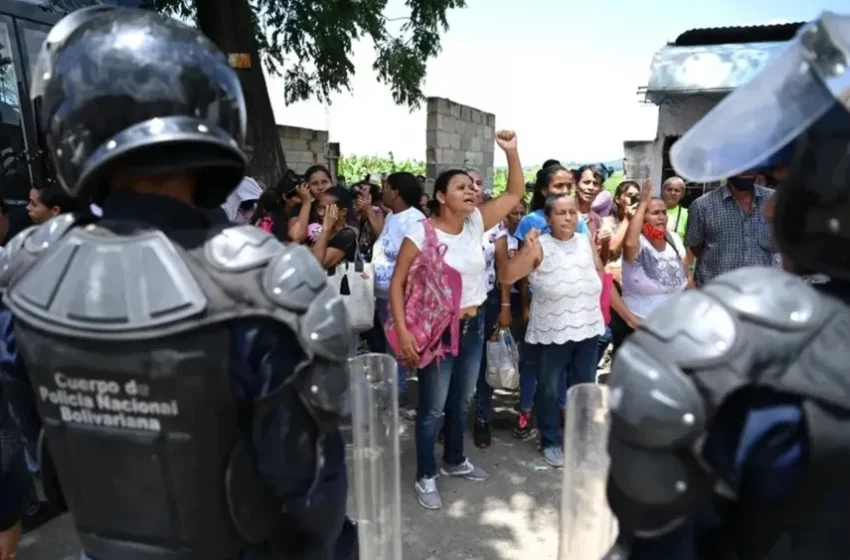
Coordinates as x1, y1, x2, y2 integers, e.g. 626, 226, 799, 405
20, 377, 598, 560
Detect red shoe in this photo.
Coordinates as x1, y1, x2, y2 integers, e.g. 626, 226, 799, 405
512, 411, 533, 440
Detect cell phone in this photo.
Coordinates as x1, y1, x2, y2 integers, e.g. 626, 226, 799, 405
628, 194, 639, 205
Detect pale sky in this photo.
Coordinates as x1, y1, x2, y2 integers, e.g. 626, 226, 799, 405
266, 0, 844, 167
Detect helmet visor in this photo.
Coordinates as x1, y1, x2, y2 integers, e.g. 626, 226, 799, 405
671, 20, 837, 183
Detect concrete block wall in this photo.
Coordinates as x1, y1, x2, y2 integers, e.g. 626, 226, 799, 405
639, 95, 724, 192
277, 125, 332, 174
425, 97, 495, 193
623, 140, 653, 181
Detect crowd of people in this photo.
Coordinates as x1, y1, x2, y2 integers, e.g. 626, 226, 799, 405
1, 6, 846, 560
141, 128, 783, 513
1, 128, 788, 525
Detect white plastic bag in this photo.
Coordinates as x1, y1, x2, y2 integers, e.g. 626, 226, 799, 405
486, 328, 520, 390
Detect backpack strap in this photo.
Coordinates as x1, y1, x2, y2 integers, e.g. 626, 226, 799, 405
422, 218, 437, 246
422, 219, 447, 258
664, 230, 681, 259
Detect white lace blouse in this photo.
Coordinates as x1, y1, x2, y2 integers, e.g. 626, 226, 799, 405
526, 233, 605, 345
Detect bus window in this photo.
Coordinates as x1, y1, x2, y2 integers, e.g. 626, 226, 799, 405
0, 19, 29, 201
20, 24, 47, 81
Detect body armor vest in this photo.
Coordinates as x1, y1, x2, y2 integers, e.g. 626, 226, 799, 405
607, 267, 850, 560
0, 214, 352, 560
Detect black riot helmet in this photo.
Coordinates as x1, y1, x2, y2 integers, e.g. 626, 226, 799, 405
31, 8, 248, 208
671, 11, 850, 280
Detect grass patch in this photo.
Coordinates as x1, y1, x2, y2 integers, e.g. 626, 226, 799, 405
603, 170, 625, 195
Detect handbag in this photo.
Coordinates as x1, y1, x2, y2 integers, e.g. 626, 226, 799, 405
327, 244, 375, 332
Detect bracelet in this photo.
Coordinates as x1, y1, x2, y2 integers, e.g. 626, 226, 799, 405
501, 303, 510, 307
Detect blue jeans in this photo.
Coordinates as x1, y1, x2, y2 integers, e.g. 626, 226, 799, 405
518, 342, 542, 413
535, 336, 601, 449
415, 314, 485, 480
475, 289, 501, 423
376, 298, 408, 396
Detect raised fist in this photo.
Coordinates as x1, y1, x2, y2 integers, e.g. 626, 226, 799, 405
495, 130, 518, 151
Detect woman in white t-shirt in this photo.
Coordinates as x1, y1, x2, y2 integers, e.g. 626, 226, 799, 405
460, 166, 510, 449
615, 180, 687, 349
372, 173, 426, 396
390, 131, 527, 511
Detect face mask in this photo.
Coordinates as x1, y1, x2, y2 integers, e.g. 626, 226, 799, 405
727, 176, 755, 192
642, 223, 667, 240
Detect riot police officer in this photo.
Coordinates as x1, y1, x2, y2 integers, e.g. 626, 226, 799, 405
0, 7, 356, 560
604, 11, 850, 560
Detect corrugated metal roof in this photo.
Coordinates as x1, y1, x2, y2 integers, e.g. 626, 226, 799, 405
643, 41, 786, 105
674, 22, 806, 47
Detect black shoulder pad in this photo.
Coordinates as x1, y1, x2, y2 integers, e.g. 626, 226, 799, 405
204, 225, 283, 272
0, 225, 38, 291
262, 243, 328, 313
703, 267, 826, 331
1, 214, 92, 293
300, 286, 352, 363
24, 213, 84, 254
6, 225, 207, 338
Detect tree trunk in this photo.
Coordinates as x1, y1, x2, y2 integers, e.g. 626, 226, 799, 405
194, 0, 287, 189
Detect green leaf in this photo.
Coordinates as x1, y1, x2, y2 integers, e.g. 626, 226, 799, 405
338, 154, 426, 181
157, 0, 467, 108
153, 0, 466, 185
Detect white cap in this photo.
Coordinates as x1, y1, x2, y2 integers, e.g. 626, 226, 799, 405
220, 176, 263, 221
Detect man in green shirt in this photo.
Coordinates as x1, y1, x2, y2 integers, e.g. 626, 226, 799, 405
661, 176, 688, 239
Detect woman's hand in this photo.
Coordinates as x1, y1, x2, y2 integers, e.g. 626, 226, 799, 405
355, 193, 371, 214
495, 130, 518, 152
297, 183, 312, 204
523, 228, 541, 250
497, 306, 512, 329
597, 228, 612, 245
322, 203, 338, 232
624, 311, 641, 330
639, 178, 653, 205
398, 329, 420, 365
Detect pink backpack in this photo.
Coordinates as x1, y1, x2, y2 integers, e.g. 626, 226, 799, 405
385, 219, 462, 369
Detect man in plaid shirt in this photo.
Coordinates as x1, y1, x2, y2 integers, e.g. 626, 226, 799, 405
684, 175, 776, 287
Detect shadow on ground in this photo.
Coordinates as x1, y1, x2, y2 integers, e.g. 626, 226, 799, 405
383, 377, 565, 560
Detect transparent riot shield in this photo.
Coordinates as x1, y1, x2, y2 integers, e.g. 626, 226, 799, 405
559, 383, 618, 560
348, 353, 403, 560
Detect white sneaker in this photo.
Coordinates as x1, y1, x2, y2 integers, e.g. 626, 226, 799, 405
414, 476, 442, 509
